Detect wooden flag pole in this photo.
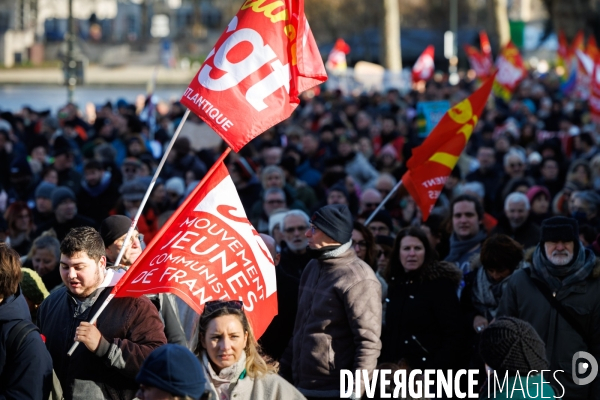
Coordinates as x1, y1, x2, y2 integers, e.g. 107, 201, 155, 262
364, 180, 404, 226
68, 109, 191, 356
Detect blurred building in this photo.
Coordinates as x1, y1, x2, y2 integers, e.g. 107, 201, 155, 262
0, 0, 37, 67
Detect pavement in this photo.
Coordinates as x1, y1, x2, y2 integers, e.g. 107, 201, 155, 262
0, 65, 198, 86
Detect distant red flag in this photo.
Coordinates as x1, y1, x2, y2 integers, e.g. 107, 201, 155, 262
590, 56, 600, 124
180, 0, 327, 152
464, 45, 493, 80
479, 31, 492, 61
326, 38, 351, 71
493, 41, 526, 101
412, 45, 435, 82
112, 149, 278, 339
403, 75, 496, 220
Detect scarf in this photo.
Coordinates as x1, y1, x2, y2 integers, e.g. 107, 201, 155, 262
445, 230, 487, 263
81, 171, 113, 197
316, 240, 353, 260
531, 245, 596, 293
471, 266, 513, 320
202, 351, 247, 400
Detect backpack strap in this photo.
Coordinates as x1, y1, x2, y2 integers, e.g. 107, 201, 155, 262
524, 268, 591, 347
6, 320, 40, 362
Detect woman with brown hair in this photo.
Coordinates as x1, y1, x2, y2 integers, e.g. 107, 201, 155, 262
3, 201, 35, 256
381, 227, 465, 371
194, 300, 305, 400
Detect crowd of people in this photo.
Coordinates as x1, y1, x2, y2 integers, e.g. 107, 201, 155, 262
1, 67, 600, 399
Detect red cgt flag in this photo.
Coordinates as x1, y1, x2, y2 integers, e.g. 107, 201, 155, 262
180, 0, 327, 152
402, 74, 496, 220
112, 149, 278, 338
412, 45, 435, 83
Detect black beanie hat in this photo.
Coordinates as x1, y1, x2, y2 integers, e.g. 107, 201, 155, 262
479, 317, 549, 375
540, 216, 579, 245
136, 344, 207, 399
311, 204, 353, 244
368, 210, 394, 232
100, 215, 132, 247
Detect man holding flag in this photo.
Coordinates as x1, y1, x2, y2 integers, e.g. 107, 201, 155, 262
37, 227, 167, 400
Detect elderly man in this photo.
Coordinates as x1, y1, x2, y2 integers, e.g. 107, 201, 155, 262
280, 204, 382, 399
498, 217, 600, 399
492, 192, 540, 249
261, 211, 314, 360
37, 227, 167, 399
359, 188, 383, 215
251, 188, 287, 234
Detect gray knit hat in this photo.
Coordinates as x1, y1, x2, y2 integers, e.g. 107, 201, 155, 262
310, 204, 353, 244
51, 186, 76, 209
35, 181, 56, 199
479, 317, 549, 375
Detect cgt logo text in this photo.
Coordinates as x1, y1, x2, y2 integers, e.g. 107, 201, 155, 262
341, 353, 598, 399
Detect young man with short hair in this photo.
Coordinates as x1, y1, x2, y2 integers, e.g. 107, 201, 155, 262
37, 227, 167, 399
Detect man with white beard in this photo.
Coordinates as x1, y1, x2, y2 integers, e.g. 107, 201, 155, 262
260, 210, 314, 360
498, 217, 600, 399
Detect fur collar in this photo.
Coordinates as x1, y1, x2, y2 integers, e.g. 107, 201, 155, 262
407, 261, 463, 288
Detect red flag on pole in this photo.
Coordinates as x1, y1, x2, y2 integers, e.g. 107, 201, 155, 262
180, 0, 327, 152
111, 149, 278, 338
412, 45, 435, 83
402, 74, 496, 220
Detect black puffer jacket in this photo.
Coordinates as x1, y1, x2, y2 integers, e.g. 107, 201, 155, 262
382, 261, 466, 370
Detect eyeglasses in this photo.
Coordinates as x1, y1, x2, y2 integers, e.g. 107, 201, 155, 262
509, 163, 523, 168
308, 224, 317, 234
284, 225, 308, 233
352, 240, 367, 249
203, 300, 244, 315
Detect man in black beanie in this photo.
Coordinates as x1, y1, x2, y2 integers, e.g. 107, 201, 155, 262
279, 204, 382, 399
498, 216, 600, 399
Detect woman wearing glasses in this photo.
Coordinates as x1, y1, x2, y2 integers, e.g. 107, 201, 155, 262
195, 300, 306, 400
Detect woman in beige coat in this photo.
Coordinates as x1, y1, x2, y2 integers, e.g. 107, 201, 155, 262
195, 300, 306, 400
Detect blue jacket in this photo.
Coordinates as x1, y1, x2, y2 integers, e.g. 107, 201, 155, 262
0, 287, 53, 400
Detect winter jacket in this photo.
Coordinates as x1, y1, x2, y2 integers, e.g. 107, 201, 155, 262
480, 373, 555, 399
77, 172, 121, 225
491, 215, 541, 250
279, 246, 382, 398
35, 214, 97, 242
37, 286, 167, 400
497, 249, 600, 399
260, 247, 315, 361
0, 287, 53, 400
345, 152, 380, 190
382, 261, 465, 371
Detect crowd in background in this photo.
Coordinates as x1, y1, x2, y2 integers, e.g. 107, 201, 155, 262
1, 67, 600, 399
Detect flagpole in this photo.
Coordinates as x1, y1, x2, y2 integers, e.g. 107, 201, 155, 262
364, 180, 404, 226
68, 108, 191, 356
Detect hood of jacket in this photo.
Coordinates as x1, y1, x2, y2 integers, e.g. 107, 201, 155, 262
0, 286, 30, 324
408, 261, 463, 288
